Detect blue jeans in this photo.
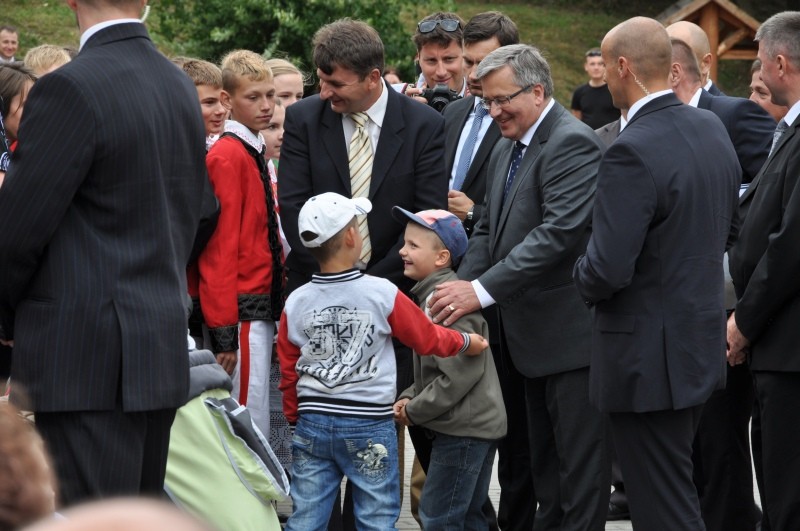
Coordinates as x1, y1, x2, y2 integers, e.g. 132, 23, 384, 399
286, 413, 399, 531
419, 431, 498, 531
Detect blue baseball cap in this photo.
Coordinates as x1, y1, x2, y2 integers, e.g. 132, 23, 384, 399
392, 206, 468, 263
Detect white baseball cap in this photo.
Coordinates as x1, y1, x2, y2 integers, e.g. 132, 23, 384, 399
298, 192, 372, 248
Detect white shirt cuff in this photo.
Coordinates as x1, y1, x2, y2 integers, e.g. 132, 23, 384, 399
471, 280, 496, 308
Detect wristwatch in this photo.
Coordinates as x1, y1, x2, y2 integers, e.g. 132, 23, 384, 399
465, 205, 475, 223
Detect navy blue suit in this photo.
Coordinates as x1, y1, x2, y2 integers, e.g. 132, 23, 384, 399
574, 94, 740, 530
0, 22, 207, 504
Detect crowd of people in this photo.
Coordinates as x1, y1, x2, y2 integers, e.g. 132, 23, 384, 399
1, 1, 799, 530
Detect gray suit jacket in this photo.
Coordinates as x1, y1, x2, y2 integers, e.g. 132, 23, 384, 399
0, 23, 207, 412
459, 101, 603, 378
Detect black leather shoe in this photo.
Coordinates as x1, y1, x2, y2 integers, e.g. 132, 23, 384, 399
607, 501, 630, 521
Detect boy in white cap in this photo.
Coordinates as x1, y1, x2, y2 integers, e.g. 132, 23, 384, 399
392, 207, 506, 529
277, 192, 488, 530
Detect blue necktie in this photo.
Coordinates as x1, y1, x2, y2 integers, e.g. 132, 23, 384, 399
501, 141, 526, 207
452, 104, 488, 190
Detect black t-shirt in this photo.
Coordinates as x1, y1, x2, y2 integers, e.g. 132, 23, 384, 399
571, 83, 620, 130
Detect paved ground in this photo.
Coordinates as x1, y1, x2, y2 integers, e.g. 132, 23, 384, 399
280, 426, 762, 530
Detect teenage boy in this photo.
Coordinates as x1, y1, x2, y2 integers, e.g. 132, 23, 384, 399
278, 192, 488, 531
570, 48, 619, 129
197, 50, 283, 437
179, 58, 227, 148
392, 207, 506, 530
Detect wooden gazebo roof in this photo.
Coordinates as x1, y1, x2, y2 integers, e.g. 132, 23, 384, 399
658, 0, 762, 81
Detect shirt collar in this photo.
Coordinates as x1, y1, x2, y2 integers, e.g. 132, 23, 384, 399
518, 98, 555, 147
80, 19, 142, 50
784, 100, 800, 127
224, 120, 265, 152
627, 89, 673, 123
688, 87, 703, 108
349, 81, 387, 128
704, 79, 713, 91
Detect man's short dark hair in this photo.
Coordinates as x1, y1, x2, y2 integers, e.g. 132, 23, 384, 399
463, 12, 519, 47
413, 12, 465, 52
313, 19, 384, 79
0, 26, 17, 34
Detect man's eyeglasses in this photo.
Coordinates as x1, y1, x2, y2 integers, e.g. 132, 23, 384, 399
480, 85, 533, 110
417, 19, 461, 33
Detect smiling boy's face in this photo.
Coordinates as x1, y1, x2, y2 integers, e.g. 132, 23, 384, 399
399, 223, 449, 281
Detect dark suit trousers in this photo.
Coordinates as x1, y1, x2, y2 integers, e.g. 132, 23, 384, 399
524, 367, 609, 531
495, 321, 536, 531
36, 406, 176, 507
752, 371, 800, 530
692, 363, 760, 531
610, 406, 705, 531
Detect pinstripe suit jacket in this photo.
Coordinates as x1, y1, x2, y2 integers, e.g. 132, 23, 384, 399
0, 23, 208, 412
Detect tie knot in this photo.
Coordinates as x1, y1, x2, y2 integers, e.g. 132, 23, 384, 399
776, 119, 788, 133
475, 104, 488, 118
515, 141, 526, 152
351, 112, 369, 129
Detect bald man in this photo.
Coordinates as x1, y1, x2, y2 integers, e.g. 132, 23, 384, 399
667, 21, 724, 95
574, 17, 740, 531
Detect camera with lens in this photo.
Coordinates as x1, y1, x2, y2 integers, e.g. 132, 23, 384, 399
421, 83, 462, 113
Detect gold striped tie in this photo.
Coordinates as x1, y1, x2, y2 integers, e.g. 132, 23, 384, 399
349, 112, 373, 264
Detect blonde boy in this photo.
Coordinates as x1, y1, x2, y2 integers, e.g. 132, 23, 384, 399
278, 193, 488, 530
197, 50, 282, 437
392, 207, 506, 530
23, 45, 71, 76
179, 58, 227, 146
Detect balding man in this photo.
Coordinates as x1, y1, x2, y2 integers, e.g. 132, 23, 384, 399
667, 21, 723, 95
574, 17, 740, 531
671, 37, 771, 531
728, 11, 800, 529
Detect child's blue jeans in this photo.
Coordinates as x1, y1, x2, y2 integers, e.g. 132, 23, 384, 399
286, 413, 399, 531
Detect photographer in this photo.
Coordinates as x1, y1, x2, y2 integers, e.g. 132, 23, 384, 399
404, 12, 466, 112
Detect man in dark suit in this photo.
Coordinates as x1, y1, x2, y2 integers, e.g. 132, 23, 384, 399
279, 19, 447, 294
574, 17, 740, 531
670, 37, 772, 531
431, 44, 609, 530
728, 11, 800, 529
278, 18, 447, 530
667, 21, 725, 95
0, 0, 207, 506
441, 12, 531, 530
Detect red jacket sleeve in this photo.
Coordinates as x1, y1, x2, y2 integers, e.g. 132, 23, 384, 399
277, 315, 300, 423
199, 145, 242, 330
388, 291, 468, 357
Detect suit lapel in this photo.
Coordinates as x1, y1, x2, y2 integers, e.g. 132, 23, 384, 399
494, 103, 563, 238
741, 121, 798, 204
371, 85, 405, 198
462, 122, 501, 191
445, 97, 474, 176
320, 105, 351, 191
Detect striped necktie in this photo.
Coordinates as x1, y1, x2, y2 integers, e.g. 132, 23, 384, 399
453, 104, 488, 190
769, 119, 788, 158
349, 112, 373, 264
501, 141, 526, 207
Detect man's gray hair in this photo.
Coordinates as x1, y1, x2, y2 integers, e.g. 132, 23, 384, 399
755, 11, 800, 65
475, 44, 554, 99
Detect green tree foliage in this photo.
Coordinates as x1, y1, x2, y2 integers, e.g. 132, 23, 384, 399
155, 0, 452, 79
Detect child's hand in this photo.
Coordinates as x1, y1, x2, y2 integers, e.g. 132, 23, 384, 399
465, 333, 489, 356
393, 398, 412, 426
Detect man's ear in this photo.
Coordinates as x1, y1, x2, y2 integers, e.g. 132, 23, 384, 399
700, 52, 712, 79
670, 62, 682, 86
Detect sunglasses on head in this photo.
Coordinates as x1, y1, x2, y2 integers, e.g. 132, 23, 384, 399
586, 50, 602, 57
417, 19, 461, 33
